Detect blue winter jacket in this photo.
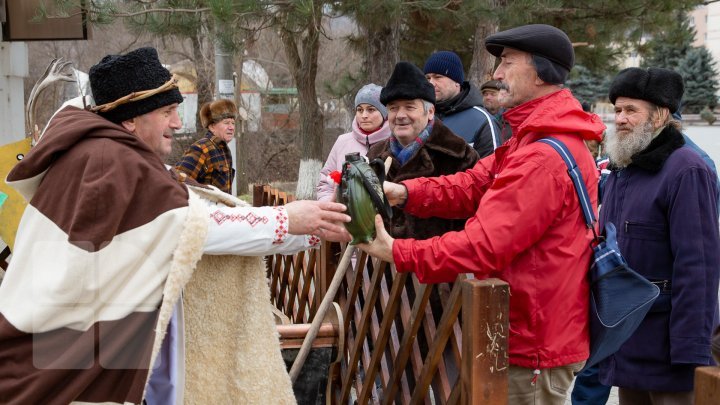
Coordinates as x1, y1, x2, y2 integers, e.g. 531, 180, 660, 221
598, 125, 720, 392
434, 82, 502, 158
682, 134, 720, 210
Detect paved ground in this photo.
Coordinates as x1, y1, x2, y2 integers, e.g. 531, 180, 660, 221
684, 125, 720, 164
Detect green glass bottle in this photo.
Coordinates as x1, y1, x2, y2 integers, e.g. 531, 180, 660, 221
336, 153, 387, 245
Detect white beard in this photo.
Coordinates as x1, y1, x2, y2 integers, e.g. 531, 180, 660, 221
605, 120, 656, 168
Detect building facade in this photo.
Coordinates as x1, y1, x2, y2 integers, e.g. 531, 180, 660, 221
691, 3, 720, 101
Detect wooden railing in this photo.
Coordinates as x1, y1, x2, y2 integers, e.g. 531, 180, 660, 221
253, 184, 509, 404
695, 366, 720, 405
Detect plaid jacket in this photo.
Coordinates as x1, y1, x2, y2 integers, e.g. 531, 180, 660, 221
175, 132, 235, 193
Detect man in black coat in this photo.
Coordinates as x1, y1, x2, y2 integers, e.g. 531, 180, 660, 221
367, 61, 479, 240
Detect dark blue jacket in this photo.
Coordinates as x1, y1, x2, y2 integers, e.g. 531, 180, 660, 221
673, 109, 719, 208
682, 133, 720, 210
598, 125, 720, 391
434, 82, 502, 158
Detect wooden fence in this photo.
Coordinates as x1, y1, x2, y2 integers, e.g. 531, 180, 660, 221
253, 184, 509, 404
696, 366, 720, 405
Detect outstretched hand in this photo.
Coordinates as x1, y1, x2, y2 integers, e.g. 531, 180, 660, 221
357, 214, 395, 263
383, 181, 408, 207
285, 200, 351, 242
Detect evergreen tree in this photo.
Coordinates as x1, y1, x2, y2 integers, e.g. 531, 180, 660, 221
42, 0, 714, 190
489, 0, 705, 75
330, 1, 482, 92
639, 13, 719, 114
677, 47, 720, 113
566, 64, 611, 106
400, 2, 484, 68
122, 0, 216, 133
640, 13, 695, 70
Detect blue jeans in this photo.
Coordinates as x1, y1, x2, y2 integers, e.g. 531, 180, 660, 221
571, 364, 611, 405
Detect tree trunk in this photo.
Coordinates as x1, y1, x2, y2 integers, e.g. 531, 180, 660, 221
192, 35, 214, 135
468, 19, 499, 89
234, 51, 249, 196
279, 5, 324, 200
213, 27, 239, 195
366, 23, 400, 85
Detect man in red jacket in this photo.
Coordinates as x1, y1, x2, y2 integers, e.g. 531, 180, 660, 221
358, 24, 605, 405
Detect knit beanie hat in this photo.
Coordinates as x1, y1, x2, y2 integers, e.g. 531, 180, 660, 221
89, 47, 183, 124
200, 99, 237, 128
423, 51, 464, 84
485, 24, 574, 84
354, 84, 387, 119
608, 67, 684, 113
380, 62, 436, 105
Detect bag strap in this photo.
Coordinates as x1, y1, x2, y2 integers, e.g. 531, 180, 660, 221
537, 138, 598, 234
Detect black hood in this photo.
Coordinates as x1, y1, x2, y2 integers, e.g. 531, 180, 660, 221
434, 82, 485, 118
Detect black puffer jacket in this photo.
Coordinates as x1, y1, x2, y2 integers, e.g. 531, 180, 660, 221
435, 82, 502, 158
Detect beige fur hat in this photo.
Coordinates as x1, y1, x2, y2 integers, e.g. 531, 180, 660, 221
199, 99, 237, 128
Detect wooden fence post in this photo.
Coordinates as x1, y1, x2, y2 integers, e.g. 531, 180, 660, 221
461, 278, 509, 405
317, 241, 339, 308
695, 366, 720, 405
252, 184, 266, 207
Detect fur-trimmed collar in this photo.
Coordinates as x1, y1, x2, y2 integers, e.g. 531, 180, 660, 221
367, 119, 478, 183
625, 125, 685, 172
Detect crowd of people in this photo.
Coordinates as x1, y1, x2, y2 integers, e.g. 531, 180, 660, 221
0, 20, 719, 405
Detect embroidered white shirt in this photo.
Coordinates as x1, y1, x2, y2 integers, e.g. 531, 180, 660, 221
201, 200, 320, 255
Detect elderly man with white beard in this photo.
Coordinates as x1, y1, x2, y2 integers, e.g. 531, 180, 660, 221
598, 67, 720, 404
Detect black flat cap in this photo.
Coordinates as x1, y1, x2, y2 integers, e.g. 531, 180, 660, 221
380, 61, 435, 105
485, 24, 574, 84
609, 67, 684, 113
481, 80, 503, 91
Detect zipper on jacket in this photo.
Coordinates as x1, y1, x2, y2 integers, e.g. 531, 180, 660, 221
624, 220, 662, 233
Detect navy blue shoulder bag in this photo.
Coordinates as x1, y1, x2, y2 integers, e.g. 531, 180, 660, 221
538, 137, 660, 373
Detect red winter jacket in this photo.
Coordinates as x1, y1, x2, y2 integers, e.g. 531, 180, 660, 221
393, 89, 605, 369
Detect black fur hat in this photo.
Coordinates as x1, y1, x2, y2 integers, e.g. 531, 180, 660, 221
380, 62, 435, 105
609, 67, 684, 113
485, 24, 574, 84
89, 47, 183, 124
